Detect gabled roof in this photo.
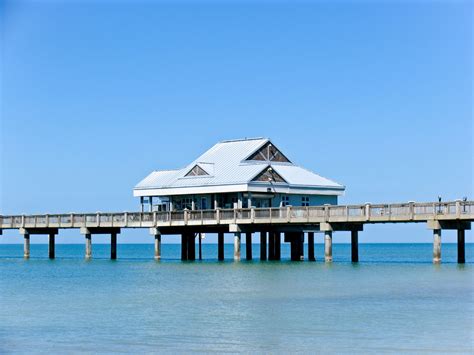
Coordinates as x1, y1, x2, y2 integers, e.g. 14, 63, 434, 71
134, 138, 344, 195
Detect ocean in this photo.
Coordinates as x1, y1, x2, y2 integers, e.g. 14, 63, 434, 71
0, 243, 472, 353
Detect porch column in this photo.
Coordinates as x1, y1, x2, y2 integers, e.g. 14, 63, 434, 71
351, 230, 359, 263
218, 232, 224, 261
246, 232, 252, 260
308, 232, 315, 261
260, 231, 267, 260
85, 233, 92, 259
433, 229, 441, 264
234, 232, 241, 261
324, 231, 333, 263
48, 233, 55, 259
24, 234, 30, 259
111, 232, 117, 260
457, 229, 465, 264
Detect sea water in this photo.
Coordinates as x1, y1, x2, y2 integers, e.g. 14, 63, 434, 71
0, 244, 472, 353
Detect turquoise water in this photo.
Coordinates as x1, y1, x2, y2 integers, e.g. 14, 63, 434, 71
0, 244, 473, 353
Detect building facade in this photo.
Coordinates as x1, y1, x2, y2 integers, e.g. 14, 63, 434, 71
133, 138, 345, 212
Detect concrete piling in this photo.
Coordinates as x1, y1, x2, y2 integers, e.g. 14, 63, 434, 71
234, 232, 241, 261
198, 233, 202, 260
308, 232, 315, 261
24, 234, 30, 259
274, 232, 281, 260
85, 233, 92, 259
218, 232, 224, 261
110, 232, 117, 260
351, 230, 359, 263
457, 229, 465, 264
268, 232, 275, 260
246, 232, 252, 260
48, 233, 55, 259
188, 233, 196, 261
181, 234, 188, 260
324, 231, 333, 263
433, 229, 441, 264
154, 234, 161, 260
260, 232, 267, 261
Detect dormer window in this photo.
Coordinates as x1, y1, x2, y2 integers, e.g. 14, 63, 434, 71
246, 142, 291, 163
185, 164, 209, 177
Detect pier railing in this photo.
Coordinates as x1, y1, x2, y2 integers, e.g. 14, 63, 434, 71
1, 200, 473, 230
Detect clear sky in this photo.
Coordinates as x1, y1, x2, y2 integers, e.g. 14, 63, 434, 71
1, 0, 472, 244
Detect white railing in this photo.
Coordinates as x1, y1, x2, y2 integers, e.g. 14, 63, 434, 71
1, 201, 473, 229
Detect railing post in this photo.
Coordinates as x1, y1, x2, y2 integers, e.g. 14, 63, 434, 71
216, 208, 220, 224
234, 209, 237, 223
324, 204, 329, 222
45, 214, 49, 227
345, 206, 349, 222
201, 210, 203, 224
70, 213, 74, 227
287, 206, 291, 222
251, 207, 255, 223
124, 212, 128, 226
21, 215, 25, 227
365, 203, 371, 221
153, 211, 157, 226
97, 212, 100, 227
184, 209, 188, 225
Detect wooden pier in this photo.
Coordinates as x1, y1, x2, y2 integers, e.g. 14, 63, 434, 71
1, 200, 472, 263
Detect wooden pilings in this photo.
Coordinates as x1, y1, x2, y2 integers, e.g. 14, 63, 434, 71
458, 229, 465, 264
268, 232, 275, 260
198, 233, 202, 260
351, 230, 359, 263
274, 232, 281, 260
218, 232, 224, 261
308, 232, 315, 261
260, 232, 267, 261
246, 232, 252, 260
154, 234, 161, 260
288, 232, 304, 261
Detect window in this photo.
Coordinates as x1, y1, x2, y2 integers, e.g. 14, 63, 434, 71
302, 196, 310, 207
281, 195, 290, 207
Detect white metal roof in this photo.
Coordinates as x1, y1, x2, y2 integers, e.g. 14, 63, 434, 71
134, 138, 345, 196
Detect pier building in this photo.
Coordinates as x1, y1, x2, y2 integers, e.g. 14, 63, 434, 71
133, 138, 345, 212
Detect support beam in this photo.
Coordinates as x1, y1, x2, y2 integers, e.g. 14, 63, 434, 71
274, 232, 281, 261
351, 230, 359, 263
218, 232, 224, 261
260, 232, 267, 261
433, 229, 441, 264
154, 234, 161, 260
308, 232, 315, 261
48, 233, 55, 259
234, 232, 241, 261
85, 233, 92, 259
268, 232, 275, 260
457, 229, 465, 264
24, 234, 30, 259
324, 231, 333, 263
111, 232, 117, 260
246, 232, 252, 260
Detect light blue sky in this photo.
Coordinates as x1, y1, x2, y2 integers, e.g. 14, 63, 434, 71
1, 0, 472, 244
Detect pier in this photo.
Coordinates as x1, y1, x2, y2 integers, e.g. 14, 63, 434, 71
1, 200, 472, 263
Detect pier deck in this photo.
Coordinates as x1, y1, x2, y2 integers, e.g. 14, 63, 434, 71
1, 200, 473, 263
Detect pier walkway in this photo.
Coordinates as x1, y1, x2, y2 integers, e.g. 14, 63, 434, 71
1, 200, 473, 263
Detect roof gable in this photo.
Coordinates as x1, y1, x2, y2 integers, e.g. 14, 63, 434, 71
251, 166, 287, 183
244, 141, 292, 163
